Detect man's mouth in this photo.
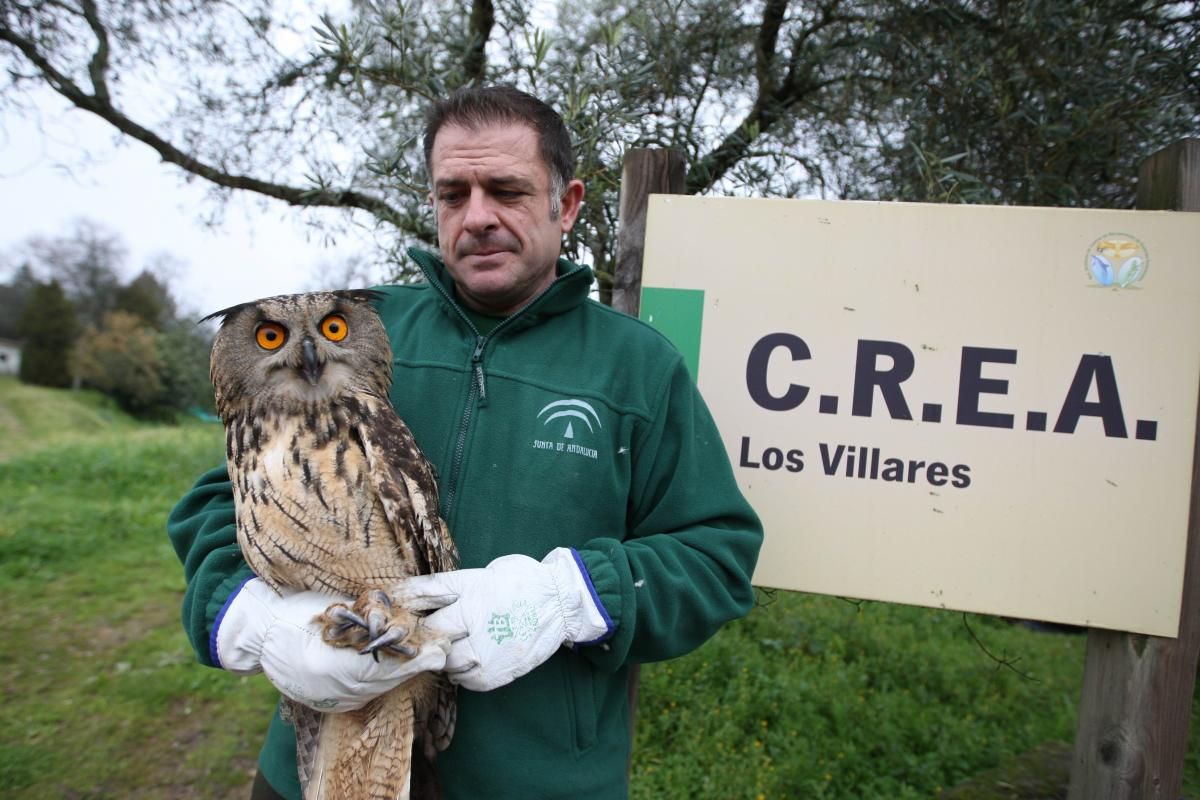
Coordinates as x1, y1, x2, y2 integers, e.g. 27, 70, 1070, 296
459, 235, 519, 260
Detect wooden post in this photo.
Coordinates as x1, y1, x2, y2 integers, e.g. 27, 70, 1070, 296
1068, 138, 1200, 800
612, 148, 686, 318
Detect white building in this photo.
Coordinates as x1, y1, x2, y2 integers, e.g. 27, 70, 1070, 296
0, 338, 21, 376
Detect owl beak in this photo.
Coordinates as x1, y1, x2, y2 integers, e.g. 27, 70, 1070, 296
300, 337, 323, 385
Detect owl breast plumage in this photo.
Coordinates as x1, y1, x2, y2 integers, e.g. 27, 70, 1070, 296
226, 394, 445, 595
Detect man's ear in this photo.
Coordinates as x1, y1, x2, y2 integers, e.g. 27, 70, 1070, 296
559, 180, 585, 233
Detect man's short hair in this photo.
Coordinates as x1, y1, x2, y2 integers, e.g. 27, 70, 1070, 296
423, 86, 574, 217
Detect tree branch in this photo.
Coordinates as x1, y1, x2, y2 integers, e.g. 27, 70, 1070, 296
687, 76, 842, 194
463, 0, 494, 84
962, 614, 1039, 682
687, 0, 839, 194
78, 0, 110, 105
754, 0, 787, 92
0, 21, 407, 228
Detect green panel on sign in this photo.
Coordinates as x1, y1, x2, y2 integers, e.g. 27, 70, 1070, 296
639, 287, 705, 379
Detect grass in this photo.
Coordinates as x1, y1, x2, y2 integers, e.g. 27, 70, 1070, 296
0, 376, 139, 461
1, 377, 1197, 798
0, 379, 276, 798
631, 597, 1091, 799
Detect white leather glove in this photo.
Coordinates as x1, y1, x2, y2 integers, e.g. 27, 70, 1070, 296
396, 548, 614, 692
213, 577, 448, 712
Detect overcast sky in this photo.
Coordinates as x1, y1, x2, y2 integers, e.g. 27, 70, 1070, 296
0, 86, 392, 319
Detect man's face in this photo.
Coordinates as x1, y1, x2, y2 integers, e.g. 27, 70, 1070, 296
429, 122, 585, 317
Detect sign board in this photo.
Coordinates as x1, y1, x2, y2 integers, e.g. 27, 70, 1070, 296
640, 196, 1200, 637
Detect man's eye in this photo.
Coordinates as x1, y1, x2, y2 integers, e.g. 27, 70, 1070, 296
438, 192, 463, 205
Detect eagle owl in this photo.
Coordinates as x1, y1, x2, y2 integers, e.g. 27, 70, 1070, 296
205, 290, 458, 800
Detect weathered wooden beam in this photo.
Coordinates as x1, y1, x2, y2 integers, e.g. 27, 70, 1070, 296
1068, 138, 1200, 800
1137, 139, 1200, 212
612, 148, 686, 318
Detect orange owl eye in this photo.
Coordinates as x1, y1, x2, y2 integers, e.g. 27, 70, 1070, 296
255, 322, 288, 350
320, 314, 349, 342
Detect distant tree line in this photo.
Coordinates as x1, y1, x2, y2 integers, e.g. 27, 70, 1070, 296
1, 219, 214, 420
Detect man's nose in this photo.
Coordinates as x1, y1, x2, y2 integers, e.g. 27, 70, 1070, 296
462, 189, 499, 233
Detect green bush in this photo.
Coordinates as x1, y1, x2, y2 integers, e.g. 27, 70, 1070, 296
632, 594, 1085, 799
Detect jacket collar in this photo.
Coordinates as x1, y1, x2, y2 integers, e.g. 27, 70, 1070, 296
406, 247, 594, 333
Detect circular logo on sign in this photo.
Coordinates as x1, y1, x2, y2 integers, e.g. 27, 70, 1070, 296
1086, 234, 1148, 289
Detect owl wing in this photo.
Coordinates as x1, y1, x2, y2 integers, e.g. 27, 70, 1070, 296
352, 396, 458, 575
353, 396, 460, 764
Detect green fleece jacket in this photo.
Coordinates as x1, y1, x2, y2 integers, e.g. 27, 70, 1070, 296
167, 250, 763, 799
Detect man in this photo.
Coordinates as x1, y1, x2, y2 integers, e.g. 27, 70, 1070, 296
168, 85, 763, 800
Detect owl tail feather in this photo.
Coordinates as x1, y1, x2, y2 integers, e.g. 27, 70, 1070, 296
300, 687, 418, 800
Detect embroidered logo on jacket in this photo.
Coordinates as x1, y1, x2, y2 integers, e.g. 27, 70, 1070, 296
532, 398, 602, 460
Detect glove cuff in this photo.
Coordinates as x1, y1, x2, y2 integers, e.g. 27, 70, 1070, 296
212, 576, 272, 673
544, 547, 614, 645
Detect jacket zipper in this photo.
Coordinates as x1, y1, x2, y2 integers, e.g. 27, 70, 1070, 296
416, 256, 588, 519
445, 341, 480, 518
419, 274, 482, 518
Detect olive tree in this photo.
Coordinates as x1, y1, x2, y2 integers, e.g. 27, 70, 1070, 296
2, 1, 1195, 299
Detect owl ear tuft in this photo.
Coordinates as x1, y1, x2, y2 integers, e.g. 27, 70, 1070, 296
199, 301, 257, 326
330, 289, 386, 306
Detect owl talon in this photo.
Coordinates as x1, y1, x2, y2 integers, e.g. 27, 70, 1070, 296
369, 589, 393, 611
387, 641, 419, 657
360, 626, 413, 656
327, 605, 369, 631
318, 593, 422, 659
365, 607, 391, 641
